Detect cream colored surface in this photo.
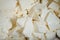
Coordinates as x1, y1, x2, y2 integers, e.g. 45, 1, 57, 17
0, 0, 60, 40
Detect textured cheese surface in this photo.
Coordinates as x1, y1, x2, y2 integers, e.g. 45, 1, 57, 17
0, 0, 60, 40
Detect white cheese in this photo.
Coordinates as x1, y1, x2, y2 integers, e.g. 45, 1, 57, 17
17, 17, 27, 27
57, 30, 60, 37
20, 0, 36, 10
48, 2, 60, 12
23, 17, 34, 37
46, 11, 60, 31
46, 31, 56, 40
